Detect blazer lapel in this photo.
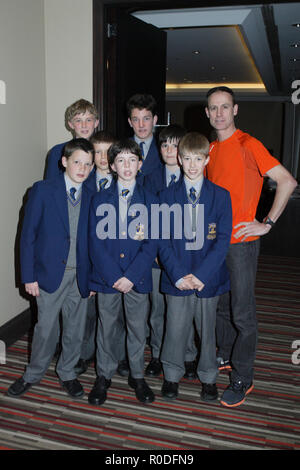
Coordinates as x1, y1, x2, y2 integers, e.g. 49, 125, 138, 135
53, 176, 69, 234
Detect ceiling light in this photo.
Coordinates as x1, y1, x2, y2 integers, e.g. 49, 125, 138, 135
193, 50, 200, 55
166, 83, 266, 91
290, 58, 300, 62
291, 44, 300, 48
292, 23, 300, 28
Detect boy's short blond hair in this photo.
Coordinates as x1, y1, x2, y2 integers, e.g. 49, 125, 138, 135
178, 132, 209, 157
65, 99, 99, 130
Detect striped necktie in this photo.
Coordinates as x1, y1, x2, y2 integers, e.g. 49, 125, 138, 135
189, 187, 197, 203
121, 189, 130, 198
99, 178, 108, 191
139, 142, 145, 158
168, 174, 177, 187
69, 187, 77, 201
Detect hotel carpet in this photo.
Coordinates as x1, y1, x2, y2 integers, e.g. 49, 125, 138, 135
0, 255, 299, 451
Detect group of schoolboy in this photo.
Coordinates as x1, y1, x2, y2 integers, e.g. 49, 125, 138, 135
8, 89, 296, 408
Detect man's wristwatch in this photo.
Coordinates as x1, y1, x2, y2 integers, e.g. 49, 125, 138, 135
263, 216, 275, 228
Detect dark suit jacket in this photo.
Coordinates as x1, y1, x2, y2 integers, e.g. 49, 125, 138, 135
158, 178, 232, 298
20, 175, 94, 297
135, 137, 163, 184
89, 180, 158, 293
143, 165, 183, 196
45, 141, 71, 179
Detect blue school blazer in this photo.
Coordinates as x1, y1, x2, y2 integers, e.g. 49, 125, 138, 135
84, 167, 98, 193
143, 165, 184, 196
158, 178, 232, 298
20, 174, 94, 298
135, 137, 163, 184
89, 180, 158, 293
45, 141, 71, 179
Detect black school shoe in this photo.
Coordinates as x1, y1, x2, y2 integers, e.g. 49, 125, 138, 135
128, 376, 155, 404
7, 377, 35, 398
117, 359, 130, 377
88, 376, 112, 406
200, 383, 218, 402
183, 361, 197, 379
59, 378, 84, 398
161, 380, 179, 400
145, 358, 162, 377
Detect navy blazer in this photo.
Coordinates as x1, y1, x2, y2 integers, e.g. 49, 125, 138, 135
135, 137, 163, 184
84, 167, 98, 193
45, 141, 71, 180
20, 174, 94, 298
89, 180, 158, 293
143, 165, 183, 270
158, 178, 232, 298
143, 165, 183, 196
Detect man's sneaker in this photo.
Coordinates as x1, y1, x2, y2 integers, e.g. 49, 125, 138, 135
201, 383, 218, 402
217, 357, 232, 371
220, 379, 254, 407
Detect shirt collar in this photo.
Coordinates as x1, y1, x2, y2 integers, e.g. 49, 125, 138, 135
165, 166, 181, 181
117, 181, 136, 198
64, 173, 82, 193
184, 175, 204, 196
96, 170, 112, 185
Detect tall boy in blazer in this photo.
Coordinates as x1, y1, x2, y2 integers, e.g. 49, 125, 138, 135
88, 139, 158, 406
143, 124, 198, 380
158, 132, 232, 402
8, 139, 95, 399
126, 93, 163, 184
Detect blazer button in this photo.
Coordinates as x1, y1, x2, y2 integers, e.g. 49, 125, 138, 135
120, 253, 125, 258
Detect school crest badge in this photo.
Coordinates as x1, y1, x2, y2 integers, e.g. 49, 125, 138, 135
207, 223, 216, 240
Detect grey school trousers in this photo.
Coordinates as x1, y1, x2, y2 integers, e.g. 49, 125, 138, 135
96, 290, 149, 379
23, 269, 88, 383
161, 294, 219, 384
149, 268, 198, 361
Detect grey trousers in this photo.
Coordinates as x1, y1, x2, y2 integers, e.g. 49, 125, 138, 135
23, 269, 88, 383
161, 294, 219, 384
149, 268, 197, 361
96, 290, 149, 379
80, 295, 127, 362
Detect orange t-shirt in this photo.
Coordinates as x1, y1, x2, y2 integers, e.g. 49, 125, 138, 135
206, 129, 279, 244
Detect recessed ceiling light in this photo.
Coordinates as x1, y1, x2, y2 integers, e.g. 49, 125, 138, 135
290, 58, 300, 62
193, 50, 200, 55
291, 43, 300, 48
292, 23, 300, 28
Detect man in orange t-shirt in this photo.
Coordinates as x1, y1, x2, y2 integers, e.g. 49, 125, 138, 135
205, 86, 297, 407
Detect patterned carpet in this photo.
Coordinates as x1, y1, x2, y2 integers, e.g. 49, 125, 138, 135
0, 255, 299, 451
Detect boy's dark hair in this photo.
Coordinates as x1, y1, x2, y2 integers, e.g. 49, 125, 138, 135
206, 86, 236, 105
126, 93, 157, 117
178, 132, 209, 157
108, 138, 142, 178
63, 138, 95, 162
90, 130, 116, 145
158, 124, 186, 147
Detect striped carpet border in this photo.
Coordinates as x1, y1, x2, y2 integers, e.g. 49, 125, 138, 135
0, 254, 299, 450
